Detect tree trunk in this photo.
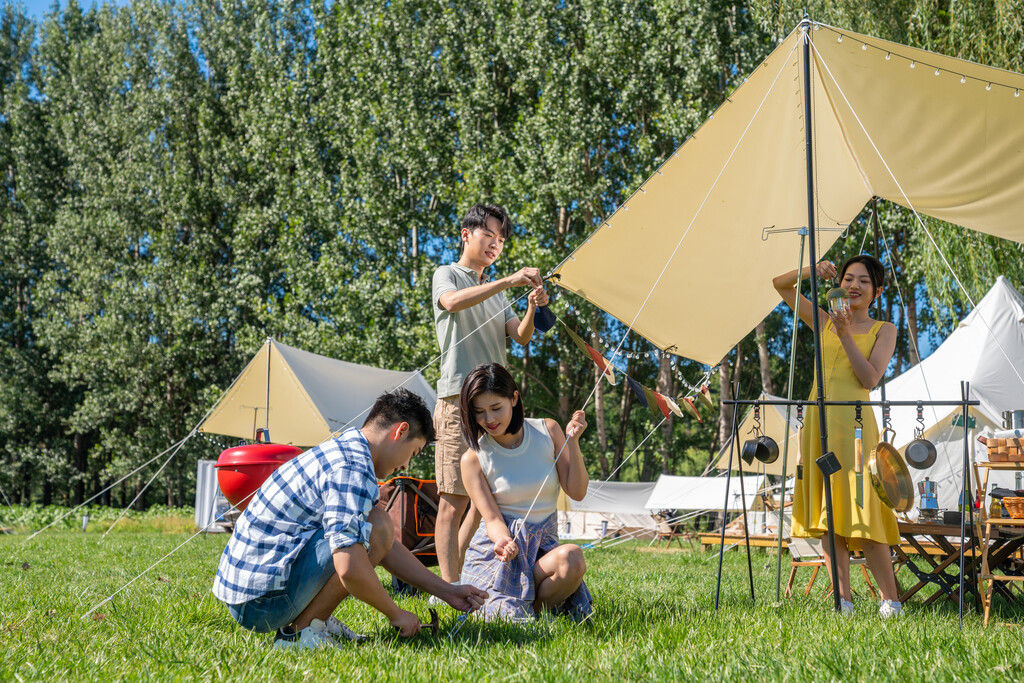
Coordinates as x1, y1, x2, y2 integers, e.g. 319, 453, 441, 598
657, 355, 674, 474
74, 432, 88, 505
613, 357, 635, 476
717, 362, 732, 453
885, 285, 899, 373
557, 359, 570, 424
590, 323, 608, 454
715, 345, 743, 460
755, 321, 775, 395
520, 343, 530, 404
906, 289, 920, 367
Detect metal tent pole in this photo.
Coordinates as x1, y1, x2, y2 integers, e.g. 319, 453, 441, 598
775, 227, 807, 602
958, 380, 972, 630
871, 199, 887, 405
714, 380, 744, 610
800, 17, 842, 613
265, 338, 272, 436
737, 404, 756, 604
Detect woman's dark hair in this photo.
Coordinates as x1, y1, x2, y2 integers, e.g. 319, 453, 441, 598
364, 388, 436, 443
839, 254, 886, 300
459, 363, 524, 450
462, 204, 512, 240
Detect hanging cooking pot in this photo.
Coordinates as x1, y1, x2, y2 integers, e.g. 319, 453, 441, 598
740, 403, 779, 465
741, 435, 780, 465
869, 427, 915, 512
905, 428, 937, 470
904, 403, 937, 470
741, 438, 758, 465
755, 435, 780, 464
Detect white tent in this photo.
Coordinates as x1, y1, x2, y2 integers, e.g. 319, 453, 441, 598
557, 481, 659, 540
645, 474, 763, 512
549, 20, 1024, 366
713, 392, 801, 477
871, 277, 1024, 512
200, 339, 437, 447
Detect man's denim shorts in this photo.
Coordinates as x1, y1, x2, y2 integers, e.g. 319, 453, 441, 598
226, 529, 336, 632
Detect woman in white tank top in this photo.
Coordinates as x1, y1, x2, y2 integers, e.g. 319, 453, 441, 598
458, 363, 593, 622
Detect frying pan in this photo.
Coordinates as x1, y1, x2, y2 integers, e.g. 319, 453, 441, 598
869, 428, 915, 512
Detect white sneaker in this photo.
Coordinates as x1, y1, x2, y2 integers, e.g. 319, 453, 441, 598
272, 619, 341, 650
879, 600, 903, 618
324, 615, 367, 643
840, 599, 855, 615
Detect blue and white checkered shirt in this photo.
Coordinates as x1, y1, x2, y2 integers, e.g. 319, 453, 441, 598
212, 428, 380, 605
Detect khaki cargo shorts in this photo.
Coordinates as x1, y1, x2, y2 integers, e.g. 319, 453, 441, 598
433, 396, 469, 496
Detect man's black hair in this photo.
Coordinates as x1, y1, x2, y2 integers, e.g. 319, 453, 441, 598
462, 204, 512, 240
364, 388, 436, 443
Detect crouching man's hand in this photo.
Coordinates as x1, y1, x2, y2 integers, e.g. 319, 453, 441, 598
390, 608, 422, 637
442, 583, 488, 613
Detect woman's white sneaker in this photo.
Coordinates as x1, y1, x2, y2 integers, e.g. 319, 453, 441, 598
840, 599, 855, 615
879, 600, 903, 618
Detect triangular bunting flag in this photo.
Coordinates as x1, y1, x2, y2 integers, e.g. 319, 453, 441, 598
534, 305, 557, 333
584, 342, 616, 385
651, 391, 672, 420
641, 385, 664, 420
682, 396, 703, 423
627, 377, 648, 408
663, 396, 684, 418
697, 385, 715, 411
562, 324, 591, 356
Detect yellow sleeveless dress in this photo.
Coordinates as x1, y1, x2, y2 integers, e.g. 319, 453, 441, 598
791, 320, 900, 549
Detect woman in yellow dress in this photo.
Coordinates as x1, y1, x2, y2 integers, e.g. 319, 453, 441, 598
773, 255, 901, 617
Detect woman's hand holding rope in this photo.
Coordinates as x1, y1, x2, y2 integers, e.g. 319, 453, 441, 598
494, 536, 519, 563
565, 410, 587, 441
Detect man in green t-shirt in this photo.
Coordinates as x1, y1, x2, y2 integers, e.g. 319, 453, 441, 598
431, 204, 547, 585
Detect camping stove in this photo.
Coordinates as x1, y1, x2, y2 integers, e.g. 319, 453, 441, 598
918, 478, 940, 520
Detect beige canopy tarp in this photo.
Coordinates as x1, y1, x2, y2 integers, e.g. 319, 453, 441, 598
199, 339, 437, 447
551, 22, 1024, 365
713, 392, 801, 477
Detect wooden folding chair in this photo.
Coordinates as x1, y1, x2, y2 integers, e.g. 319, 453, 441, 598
651, 513, 686, 549
784, 536, 882, 599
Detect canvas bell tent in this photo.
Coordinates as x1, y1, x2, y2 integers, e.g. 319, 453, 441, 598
557, 480, 659, 540
645, 474, 763, 513
549, 21, 1024, 366
871, 277, 1024, 513
199, 339, 437, 447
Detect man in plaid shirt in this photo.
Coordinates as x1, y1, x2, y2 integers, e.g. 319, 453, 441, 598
213, 389, 487, 650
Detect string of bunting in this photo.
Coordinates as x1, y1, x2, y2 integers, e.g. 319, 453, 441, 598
559, 321, 714, 423
563, 305, 713, 389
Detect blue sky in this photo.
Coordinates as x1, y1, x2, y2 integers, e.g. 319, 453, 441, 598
16, 0, 128, 21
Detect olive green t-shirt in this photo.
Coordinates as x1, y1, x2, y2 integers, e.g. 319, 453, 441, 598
432, 263, 516, 397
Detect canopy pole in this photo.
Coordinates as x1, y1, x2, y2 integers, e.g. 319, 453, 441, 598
774, 227, 807, 602
800, 17, 842, 614
871, 199, 887, 404
714, 379, 743, 610
736, 406, 756, 605
265, 338, 272, 437
958, 380, 973, 630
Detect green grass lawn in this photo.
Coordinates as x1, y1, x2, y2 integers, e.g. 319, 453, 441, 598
2, 527, 1023, 682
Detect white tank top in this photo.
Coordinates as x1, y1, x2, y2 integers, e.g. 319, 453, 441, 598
475, 418, 559, 524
